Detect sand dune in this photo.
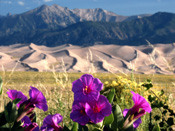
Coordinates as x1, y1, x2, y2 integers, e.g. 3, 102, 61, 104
0, 43, 175, 74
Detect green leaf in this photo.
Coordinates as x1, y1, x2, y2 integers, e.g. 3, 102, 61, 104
0, 112, 7, 126
79, 125, 88, 131
93, 121, 103, 128
167, 117, 174, 126
103, 113, 114, 125
152, 124, 161, 131
0, 76, 3, 95
148, 95, 156, 102
0, 123, 11, 130
71, 122, 78, 131
12, 121, 24, 131
111, 104, 124, 131
4, 101, 11, 122
13, 98, 21, 105
142, 79, 153, 90
92, 128, 101, 131
154, 115, 161, 121
160, 89, 164, 96
4, 101, 18, 123
107, 88, 115, 103
10, 101, 18, 122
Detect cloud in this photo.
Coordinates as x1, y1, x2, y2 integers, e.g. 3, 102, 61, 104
18, 1, 25, 6
43, 0, 53, 2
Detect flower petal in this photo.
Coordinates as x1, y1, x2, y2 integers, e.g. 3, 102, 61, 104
123, 109, 129, 117
92, 78, 103, 91
80, 74, 94, 86
86, 95, 112, 124
41, 114, 63, 131
97, 95, 112, 116
29, 86, 48, 111
70, 101, 90, 125
133, 117, 142, 129
52, 114, 63, 126
70, 110, 90, 125
7, 89, 27, 107
21, 116, 31, 127
74, 91, 87, 102
72, 74, 103, 103
72, 79, 84, 93
131, 91, 152, 113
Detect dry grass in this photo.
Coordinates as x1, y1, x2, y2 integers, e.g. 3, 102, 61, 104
0, 69, 175, 129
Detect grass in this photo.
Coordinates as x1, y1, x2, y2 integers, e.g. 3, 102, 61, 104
0, 71, 175, 130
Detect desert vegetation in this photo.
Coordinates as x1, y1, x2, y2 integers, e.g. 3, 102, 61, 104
0, 70, 174, 130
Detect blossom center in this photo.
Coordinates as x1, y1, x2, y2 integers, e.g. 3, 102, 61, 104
80, 109, 86, 115
83, 86, 91, 94
93, 105, 101, 113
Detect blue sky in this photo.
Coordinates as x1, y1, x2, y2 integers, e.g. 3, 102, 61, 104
0, 0, 175, 16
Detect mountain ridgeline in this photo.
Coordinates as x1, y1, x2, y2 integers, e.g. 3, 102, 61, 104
0, 4, 175, 46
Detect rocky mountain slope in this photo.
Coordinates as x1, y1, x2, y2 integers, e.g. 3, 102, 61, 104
0, 4, 174, 46
0, 10, 175, 46
0, 4, 156, 46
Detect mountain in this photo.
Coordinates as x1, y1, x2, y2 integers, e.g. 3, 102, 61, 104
0, 4, 130, 36
72, 8, 128, 22
0, 4, 150, 37
0, 4, 174, 46
0, 11, 175, 46
29, 12, 175, 46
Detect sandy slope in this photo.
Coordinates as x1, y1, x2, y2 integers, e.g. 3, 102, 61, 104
0, 43, 175, 74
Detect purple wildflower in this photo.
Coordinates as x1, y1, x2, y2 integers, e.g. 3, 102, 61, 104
16, 86, 48, 122
21, 116, 31, 127
24, 122, 39, 131
72, 74, 103, 103
40, 114, 63, 131
7, 89, 27, 107
70, 101, 90, 125
85, 95, 112, 124
28, 86, 48, 111
123, 91, 152, 128
21, 116, 39, 131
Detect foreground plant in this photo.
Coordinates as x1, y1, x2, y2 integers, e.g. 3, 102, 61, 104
0, 86, 51, 130
70, 74, 152, 131
41, 114, 63, 131
142, 79, 175, 131
123, 91, 152, 129
0, 74, 154, 131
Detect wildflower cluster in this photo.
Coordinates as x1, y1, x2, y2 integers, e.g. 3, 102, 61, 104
0, 86, 63, 131
102, 76, 144, 103
69, 74, 153, 131
0, 74, 154, 131
70, 74, 112, 125
142, 80, 175, 131
103, 76, 174, 130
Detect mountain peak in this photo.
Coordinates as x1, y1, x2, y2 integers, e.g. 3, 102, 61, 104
50, 4, 66, 10
153, 11, 175, 16
38, 4, 49, 11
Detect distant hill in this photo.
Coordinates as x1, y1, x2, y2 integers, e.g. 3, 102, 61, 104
0, 43, 175, 74
27, 12, 175, 46
0, 4, 132, 34
0, 4, 175, 46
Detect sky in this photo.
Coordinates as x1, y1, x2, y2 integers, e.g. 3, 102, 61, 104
0, 0, 175, 16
